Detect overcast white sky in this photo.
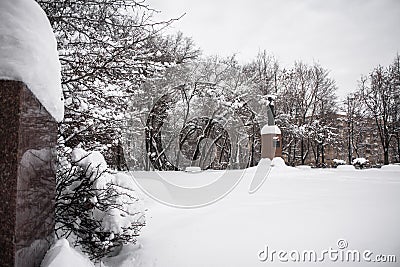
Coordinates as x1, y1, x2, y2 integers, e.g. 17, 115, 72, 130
147, 0, 400, 98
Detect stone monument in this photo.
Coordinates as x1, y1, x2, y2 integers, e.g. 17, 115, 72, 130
0, 80, 57, 267
261, 95, 282, 159
1, 0, 63, 265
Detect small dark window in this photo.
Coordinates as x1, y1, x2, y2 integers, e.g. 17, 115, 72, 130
273, 139, 280, 148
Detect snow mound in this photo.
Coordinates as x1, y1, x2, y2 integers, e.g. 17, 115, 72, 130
0, 0, 63, 122
41, 239, 94, 267
185, 166, 202, 172
381, 164, 400, 171
271, 157, 286, 168
102, 243, 140, 267
337, 164, 355, 171
296, 165, 311, 170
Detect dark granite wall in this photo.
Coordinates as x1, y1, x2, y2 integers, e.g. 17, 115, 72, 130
0, 80, 20, 266
0, 80, 57, 267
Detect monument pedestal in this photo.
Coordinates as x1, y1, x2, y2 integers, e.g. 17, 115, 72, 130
0, 80, 57, 267
261, 125, 282, 160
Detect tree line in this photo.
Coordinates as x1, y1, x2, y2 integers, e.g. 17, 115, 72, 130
37, 0, 399, 170
345, 55, 400, 165
128, 52, 400, 169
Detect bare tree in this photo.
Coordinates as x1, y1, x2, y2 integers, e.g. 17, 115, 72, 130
243, 50, 280, 95
36, 0, 199, 168
359, 56, 400, 165
389, 54, 400, 162
276, 62, 337, 165
343, 93, 360, 162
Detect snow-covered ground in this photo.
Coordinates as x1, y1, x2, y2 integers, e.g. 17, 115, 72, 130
103, 164, 400, 267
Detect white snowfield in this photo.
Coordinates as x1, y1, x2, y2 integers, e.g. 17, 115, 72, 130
108, 164, 400, 267
42, 164, 400, 267
0, 0, 63, 122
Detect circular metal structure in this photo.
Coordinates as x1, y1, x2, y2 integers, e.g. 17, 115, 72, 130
145, 85, 261, 171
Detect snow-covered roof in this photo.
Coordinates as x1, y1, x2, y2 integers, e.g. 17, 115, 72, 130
0, 0, 63, 122
261, 125, 281, 135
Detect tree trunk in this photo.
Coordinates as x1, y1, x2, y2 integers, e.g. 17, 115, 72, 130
292, 138, 296, 166
301, 138, 305, 165
348, 120, 352, 163
397, 134, 400, 162
384, 148, 389, 165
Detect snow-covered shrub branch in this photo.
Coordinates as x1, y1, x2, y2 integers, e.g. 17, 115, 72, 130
56, 147, 145, 259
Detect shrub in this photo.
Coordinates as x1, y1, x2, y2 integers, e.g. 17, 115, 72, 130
55, 146, 145, 259
352, 158, 370, 169
332, 159, 346, 168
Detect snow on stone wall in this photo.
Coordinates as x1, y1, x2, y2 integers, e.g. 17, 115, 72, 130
0, 0, 63, 121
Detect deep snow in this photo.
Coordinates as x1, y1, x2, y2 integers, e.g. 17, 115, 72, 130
41, 239, 95, 267
44, 164, 400, 267
115, 164, 400, 267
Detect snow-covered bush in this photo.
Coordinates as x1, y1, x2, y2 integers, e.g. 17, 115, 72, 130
352, 157, 370, 169
333, 159, 346, 168
56, 146, 145, 259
